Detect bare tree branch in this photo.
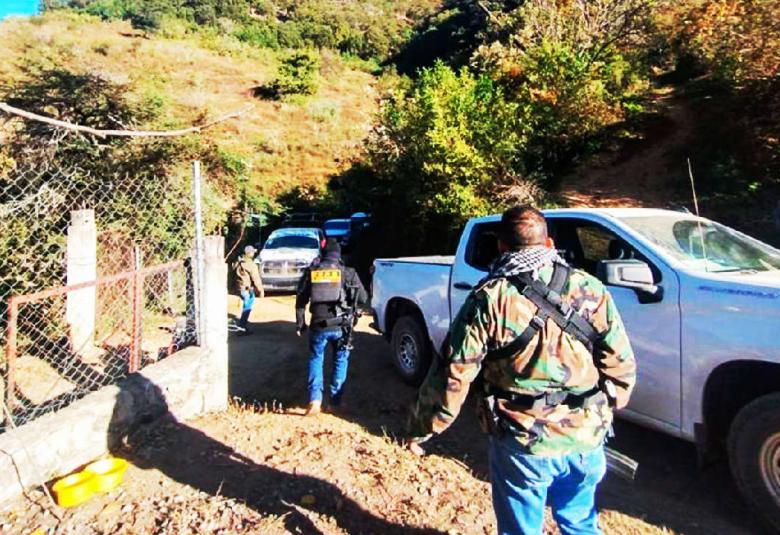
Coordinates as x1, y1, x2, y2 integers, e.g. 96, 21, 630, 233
0, 102, 252, 138
476, 0, 524, 47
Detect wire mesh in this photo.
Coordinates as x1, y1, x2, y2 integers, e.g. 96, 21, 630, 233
3, 262, 196, 430
1, 137, 202, 429
0, 162, 196, 290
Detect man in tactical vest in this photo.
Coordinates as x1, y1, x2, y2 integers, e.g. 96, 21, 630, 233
408, 205, 636, 535
296, 238, 367, 416
234, 245, 264, 335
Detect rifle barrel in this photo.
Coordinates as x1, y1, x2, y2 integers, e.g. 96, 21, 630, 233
605, 447, 638, 482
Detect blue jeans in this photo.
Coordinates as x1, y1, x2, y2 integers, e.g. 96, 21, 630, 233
489, 435, 607, 535
307, 329, 350, 404
238, 290, 254, 328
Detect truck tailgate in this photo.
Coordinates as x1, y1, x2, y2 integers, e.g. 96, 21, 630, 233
371, 257, 453, 347
374, 255, 455, 266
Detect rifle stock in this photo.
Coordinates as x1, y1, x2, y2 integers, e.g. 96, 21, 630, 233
338, 282, 361, 350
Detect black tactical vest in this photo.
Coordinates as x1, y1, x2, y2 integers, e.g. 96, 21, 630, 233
309, 264, 343, 305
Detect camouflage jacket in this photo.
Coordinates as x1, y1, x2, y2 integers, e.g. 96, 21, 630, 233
409, 264, 636, 456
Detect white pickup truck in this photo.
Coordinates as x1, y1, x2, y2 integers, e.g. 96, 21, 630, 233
371, 208, 780, 531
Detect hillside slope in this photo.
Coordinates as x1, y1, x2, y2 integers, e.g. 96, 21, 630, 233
557, 82, 780, 245
0, 11, 378, 201
558, 89, 693, 209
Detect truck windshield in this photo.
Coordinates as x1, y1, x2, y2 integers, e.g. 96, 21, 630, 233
619, 216, 780, 272
265, 235, 319, 249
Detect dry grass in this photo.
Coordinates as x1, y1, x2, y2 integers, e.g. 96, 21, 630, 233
4, 296, 754, 534
1, 404, 677, 534
0, 11, 379, 200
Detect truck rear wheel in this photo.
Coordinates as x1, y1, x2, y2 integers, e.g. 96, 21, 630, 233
728, 392, 780, 534
391, 316, 431, 386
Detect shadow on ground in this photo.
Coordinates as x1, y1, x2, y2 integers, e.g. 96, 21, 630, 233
228, 297, 764, 534
108, 374, 446, 535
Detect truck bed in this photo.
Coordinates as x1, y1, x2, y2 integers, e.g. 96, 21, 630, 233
374, 255, 455, 266
371, 256, 453, 341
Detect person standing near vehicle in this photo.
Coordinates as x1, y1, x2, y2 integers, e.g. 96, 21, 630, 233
408, 205, 636, 535
234, 245, 264, 335
296, 239, 367, 416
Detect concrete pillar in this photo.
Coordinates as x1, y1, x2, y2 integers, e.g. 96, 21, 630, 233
201, 235, 228, 413
66, 210, 97, 361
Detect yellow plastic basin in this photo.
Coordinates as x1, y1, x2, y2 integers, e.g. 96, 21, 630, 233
52, 472, 95, 508
84, 458, 129, 493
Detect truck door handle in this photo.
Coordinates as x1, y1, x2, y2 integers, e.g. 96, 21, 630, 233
453, 282, 473, 291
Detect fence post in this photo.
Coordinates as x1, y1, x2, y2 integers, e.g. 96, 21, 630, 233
4, 298, 18, 425
66, 209, 97, 362
129, 247, 143, 373
201, 236, 228, 413
192, 161, 206, 347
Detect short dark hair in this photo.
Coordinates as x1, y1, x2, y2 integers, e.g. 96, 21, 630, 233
499, 205, 548, 250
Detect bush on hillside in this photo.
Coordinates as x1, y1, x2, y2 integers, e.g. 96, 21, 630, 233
662, 0, 780, 83
49, 0, 440, 61
361, 62, 534, 251
473, 0, 652, 168
337, 1, 654, 254
654, 1, 780, 236
269, 50, 321, 97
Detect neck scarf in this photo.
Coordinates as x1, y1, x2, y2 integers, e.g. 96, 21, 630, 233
482, 247, 565, 283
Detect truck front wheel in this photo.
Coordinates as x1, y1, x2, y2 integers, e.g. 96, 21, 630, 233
728, 392, 780, 534
391, 316, 431, 386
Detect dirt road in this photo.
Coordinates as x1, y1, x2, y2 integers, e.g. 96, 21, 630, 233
229, 295, 761, 534
2, 294, 763, 534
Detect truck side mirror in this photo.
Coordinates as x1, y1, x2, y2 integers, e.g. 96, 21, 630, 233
597, 260, 663, 303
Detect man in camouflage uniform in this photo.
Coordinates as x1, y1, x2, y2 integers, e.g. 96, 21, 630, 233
409, 205, 636, 535
234, 245, 264, 335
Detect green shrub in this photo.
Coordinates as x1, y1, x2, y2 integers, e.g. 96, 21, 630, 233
269, 50, 321, 97
472, 0, 652, 169
234, 21, 279, 48
127, 6, 164, 31
81, 0, 129, 20
364, 62, 530, 247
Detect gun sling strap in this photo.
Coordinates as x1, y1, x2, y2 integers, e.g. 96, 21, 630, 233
484, 262, 606, 411
488, 385, 605, 412
486, 263, 600, 361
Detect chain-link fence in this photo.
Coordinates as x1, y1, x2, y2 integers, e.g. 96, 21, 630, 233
4, 260, 195, 429
1, 155, 204, 429
1, 162, 196, 293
